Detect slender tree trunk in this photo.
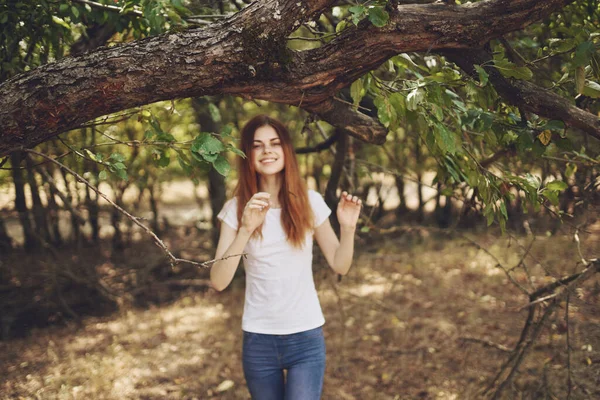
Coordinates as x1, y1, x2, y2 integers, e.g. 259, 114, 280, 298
394, 175, 408, 216
148, 180, 160, 234
415, 139, 424, 223
325, 130, 348, 234
25, 155, 51, 243
59, 166, 82, 246
10, 151, 37, 250
87, 129, 100, 243
191, 97, 225, 247
0, 214, 12, 251
112, 188, 124, 252
43, 167, 63, 246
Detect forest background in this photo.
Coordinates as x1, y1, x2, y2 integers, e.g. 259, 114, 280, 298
0, 0, 599, 399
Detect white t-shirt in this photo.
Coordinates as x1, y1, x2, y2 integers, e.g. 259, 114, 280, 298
217, 189, 331, 334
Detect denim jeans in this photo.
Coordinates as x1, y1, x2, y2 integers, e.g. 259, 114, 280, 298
242, 326, 326, 400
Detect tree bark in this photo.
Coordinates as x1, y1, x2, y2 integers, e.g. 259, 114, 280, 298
0, 0, 585, 156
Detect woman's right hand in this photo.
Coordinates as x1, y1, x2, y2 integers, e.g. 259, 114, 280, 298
240, 192, 271, 234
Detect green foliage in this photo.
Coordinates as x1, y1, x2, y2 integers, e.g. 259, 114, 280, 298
0, 0, 191, 80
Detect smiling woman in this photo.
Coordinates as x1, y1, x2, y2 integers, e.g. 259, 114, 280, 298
209, 114, 362, 400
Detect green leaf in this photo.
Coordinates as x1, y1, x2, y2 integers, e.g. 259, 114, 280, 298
99, 170, 107, 180
367, 7, 389, 28
573, 41, 594, 67
434, 124, 457, 155
192, 133, 225, 154
374, 96, 396, 128
360, 226, 370, 233
350, 78, 364, 109
524, 173, 541, 189
493, 59, 533, 80
565, 163, 577, 178
227, 144, 246, 158
71, 6, 80, 19
208, 103, 221, 122
500, 202, 508, 220
112, 162, 126, 170
202, 152, 219, 163
546, 180, 568, 191
115, 168, 128, 180
548, 38, 575, 53
109, 153, 126, 163
157, 154, 170, 167
335, 20, 348, 33
542, 189, 559, 206
220, 125, 233, 137
348, 6, 366, 26
213, 154, 231, 176
474, 65, 489, 86
582, 80, 600, 98
406, 88, 425, 111
51, 16, 71, 30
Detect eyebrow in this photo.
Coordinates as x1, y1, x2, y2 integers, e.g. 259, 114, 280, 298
252, 138, 280, 143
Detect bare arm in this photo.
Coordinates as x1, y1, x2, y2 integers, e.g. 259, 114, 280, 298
210, 224, 252, 291
314, 191, 361, 275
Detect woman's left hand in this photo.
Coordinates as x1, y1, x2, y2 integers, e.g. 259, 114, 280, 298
337, 191, 362, 231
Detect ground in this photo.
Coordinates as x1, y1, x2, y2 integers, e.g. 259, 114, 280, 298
0, 227, 599, 400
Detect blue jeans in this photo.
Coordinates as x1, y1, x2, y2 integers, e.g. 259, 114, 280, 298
242, 326, 326, 400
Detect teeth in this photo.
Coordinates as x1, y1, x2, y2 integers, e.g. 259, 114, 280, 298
261, 159, 276, 163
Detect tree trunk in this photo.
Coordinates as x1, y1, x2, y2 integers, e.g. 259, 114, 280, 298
25, 155, 51, 243
86, 129, 100, 243
58, 166, 82, 246
325, 130, 349, 234
191, 97, 226, 247
43, 166, 63, 246
10, 152, 37, 250
394, 175, 408, 217
0, 214, 12, 251
415, 140, 424, 223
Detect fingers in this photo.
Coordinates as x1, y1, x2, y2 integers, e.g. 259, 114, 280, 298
340, 191, 362, 205
245, 192, 271, 212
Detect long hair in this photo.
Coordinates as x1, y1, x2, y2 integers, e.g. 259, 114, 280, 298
234, 115, 312, 248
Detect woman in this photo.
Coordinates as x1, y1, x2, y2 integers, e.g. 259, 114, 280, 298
211, 114, 361, 400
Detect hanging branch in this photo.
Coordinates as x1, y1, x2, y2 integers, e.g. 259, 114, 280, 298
23, 148, 242, 270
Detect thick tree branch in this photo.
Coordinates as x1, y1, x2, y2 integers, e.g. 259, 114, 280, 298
444, 48, 600, 141
0, 0, 576, 155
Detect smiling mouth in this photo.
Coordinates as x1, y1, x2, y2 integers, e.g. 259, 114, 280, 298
260, 158, 277, 164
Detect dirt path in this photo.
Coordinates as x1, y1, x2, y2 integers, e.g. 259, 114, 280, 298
1, 231, 599, 399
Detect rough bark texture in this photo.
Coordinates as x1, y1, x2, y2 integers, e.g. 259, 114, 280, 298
0, 0, 589, 156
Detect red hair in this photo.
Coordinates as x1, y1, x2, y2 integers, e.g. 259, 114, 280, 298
234, 115, 312, 248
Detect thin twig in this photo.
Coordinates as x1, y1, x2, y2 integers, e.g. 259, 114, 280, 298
458, 336, 511, 353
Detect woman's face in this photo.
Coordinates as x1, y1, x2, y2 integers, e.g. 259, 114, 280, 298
252, 125, 285, 176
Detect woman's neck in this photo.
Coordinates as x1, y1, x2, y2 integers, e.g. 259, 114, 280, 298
258, 174, 282, 207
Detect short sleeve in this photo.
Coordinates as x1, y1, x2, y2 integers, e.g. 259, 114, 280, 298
308, 190, 331, 227
217, 198, 239, 230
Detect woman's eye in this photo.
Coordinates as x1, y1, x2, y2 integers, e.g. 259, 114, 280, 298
272, 142, 281, 146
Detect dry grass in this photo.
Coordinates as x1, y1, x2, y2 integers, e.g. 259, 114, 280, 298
1, 228, 599, 400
